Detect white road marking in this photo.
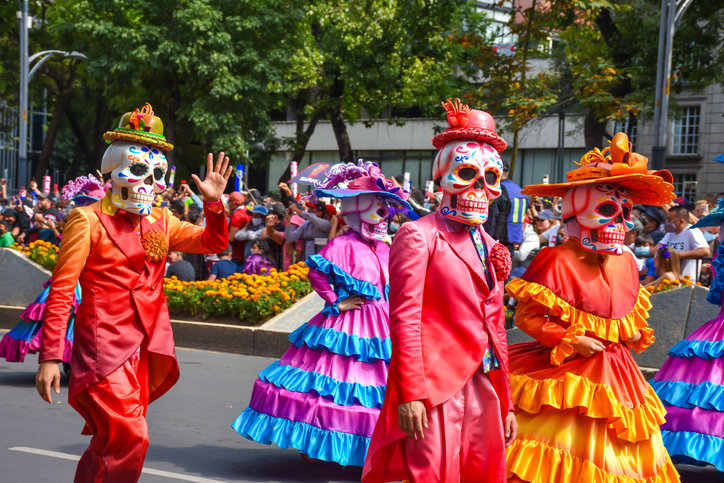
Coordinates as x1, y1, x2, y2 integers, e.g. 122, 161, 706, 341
8, 447, 227, 483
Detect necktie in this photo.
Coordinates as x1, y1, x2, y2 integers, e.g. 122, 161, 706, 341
466, 225, 493, 288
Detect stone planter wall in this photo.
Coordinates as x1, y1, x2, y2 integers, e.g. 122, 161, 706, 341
0, 249, 51, 307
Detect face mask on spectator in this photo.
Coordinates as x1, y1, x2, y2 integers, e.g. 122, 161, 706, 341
634, 246, 651, 257
252, 217, 263, 227
664, 222, 677, 233
703, 230, 717, 243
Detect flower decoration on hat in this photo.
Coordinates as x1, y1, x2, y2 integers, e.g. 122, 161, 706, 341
432, 98, 507, 152
522, 132, 674, 206
103, 102, 173, 151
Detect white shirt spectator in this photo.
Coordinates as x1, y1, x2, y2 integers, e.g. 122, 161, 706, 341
514, 224, 541, 268
622, 244, 646, 272
540, 224, 562, 247
660, 227, 709, 280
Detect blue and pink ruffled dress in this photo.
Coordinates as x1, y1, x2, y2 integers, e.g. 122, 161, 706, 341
232, 230, 390, 466
651, 244, 724, 470
0, 277, 80, 364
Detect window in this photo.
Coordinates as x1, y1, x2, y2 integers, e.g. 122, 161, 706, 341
672, 106, 700, 155
613, 117, 637, 151
673, 173, 698, 203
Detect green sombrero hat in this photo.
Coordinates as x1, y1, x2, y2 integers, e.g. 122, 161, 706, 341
103, 102, 174, 151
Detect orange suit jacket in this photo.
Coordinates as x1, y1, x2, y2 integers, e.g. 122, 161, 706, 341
362, 211, 512, 482
39, 190, 228, 420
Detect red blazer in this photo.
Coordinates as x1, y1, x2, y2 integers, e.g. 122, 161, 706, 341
362, 212, 512, 482
39, 191, 227, 420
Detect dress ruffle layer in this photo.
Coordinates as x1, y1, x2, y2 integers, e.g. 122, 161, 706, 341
512, 373, 666, 443
651, 380, 724, 411
668, 339, 724, 360
506, 279, 654, 365
661, 430, 724, 471
289, 322, 391, 364
232, 407, 369, 467
506, 439, 680, 483
259, 360, 385, 409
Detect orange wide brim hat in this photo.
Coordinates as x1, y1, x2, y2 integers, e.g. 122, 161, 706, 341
522, 133, 675, 206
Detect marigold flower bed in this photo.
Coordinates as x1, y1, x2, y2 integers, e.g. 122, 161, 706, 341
10, 241, 58, 271
164, 262, 312, 324
646, 275, 697, 294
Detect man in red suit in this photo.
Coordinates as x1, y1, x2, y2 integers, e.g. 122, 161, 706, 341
363, 100, 516, 483
35, 104, 232, 483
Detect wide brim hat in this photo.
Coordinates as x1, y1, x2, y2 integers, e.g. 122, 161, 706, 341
103, 102, 173, 151
522, 133, 675, 205
315, 187, 412, 211
432, 99, 507, 152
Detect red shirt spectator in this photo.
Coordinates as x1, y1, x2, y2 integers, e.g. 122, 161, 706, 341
227, 191, 251, 263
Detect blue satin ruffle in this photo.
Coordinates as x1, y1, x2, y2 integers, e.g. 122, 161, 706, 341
651, 379, 724, 411
661, 430, 724, 471
289, 323, 391, 364
307, 254, 381, 316
231, 407, 369, 467
4, 320, 41, 344
259, 360, 385, 408
669, 339, 724, 360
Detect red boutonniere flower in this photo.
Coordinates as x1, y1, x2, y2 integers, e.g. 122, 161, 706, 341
490, 242, 512, 281
141, 229, 168, 263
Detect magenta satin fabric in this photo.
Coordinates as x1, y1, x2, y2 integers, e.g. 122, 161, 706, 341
281, 345, 388, 387
685, 310, 724, 342
662, 406, 724, 439
658, 351, 724, 386
401, 367, 505, 483
248, 379, 380, 437
304, 303, 390, 339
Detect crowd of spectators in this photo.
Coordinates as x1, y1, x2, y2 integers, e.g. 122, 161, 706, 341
1, 171, 721, 289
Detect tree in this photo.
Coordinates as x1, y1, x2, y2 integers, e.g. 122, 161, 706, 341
275, 0, 494, 182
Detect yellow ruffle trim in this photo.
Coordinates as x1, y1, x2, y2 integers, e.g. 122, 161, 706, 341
506, 278, 654, 351
512, 373, 666, 443
507, 439, 680, 483
549, 324, 585, 366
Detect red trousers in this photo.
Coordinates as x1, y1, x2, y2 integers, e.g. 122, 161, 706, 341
400, 368, 505, 483
73, 353, 149, 483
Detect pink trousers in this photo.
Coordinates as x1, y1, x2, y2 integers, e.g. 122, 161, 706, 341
401, 367, 505, 483
73, 354, 150, 483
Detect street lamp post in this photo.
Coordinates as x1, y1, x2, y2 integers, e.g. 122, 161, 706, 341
16, 0, 86, 190
651, 0, 695, 170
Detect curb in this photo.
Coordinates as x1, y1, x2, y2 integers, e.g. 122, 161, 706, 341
0, 305, 291, 359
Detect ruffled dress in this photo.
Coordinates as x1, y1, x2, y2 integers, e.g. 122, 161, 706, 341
505, 239, 679, 483
651, 244, 724, 470
0, 277, 81, 364
232, 230, 390, 467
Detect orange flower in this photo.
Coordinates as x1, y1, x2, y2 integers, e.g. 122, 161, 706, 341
141, 229, 168, 263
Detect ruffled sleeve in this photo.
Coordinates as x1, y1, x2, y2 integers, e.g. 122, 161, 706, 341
507, 278, 656, 354
306, 254, 381, 317
550, 324, 585, 366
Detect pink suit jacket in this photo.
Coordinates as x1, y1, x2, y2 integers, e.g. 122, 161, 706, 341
362, 211, 512, 482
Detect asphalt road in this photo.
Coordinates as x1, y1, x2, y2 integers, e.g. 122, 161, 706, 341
0, 343, 722, 483
0, 347, 362, 483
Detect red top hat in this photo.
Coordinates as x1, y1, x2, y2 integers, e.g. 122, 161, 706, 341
431, 98, 507, 152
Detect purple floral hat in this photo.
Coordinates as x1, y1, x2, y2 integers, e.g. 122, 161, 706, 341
62, 174, 105, 205
314, 160, 412, 210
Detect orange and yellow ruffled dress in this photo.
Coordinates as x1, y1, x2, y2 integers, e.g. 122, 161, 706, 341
505, 239, 679, 483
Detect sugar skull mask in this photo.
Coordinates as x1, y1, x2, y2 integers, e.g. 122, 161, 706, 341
432, 139, 503, 225
101, 141, 168, 216
562, 183, 634, 255
340, 193, 390, 241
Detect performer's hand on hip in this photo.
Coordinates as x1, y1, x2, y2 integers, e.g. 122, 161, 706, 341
191, 152, 234, 203
398, 400, 428, 440
338, 295, 365, 312
36, 361, 61, 404
572, 335, 605, 357
504, 411, 518, 447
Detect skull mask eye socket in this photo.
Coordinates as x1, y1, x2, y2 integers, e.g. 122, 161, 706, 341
622, 203, 632, 220
484, 171, 498, 186
154, 168, 165, 181
596, 201, 617, 217
457, 167, 477, 181
130, 163, 148, 177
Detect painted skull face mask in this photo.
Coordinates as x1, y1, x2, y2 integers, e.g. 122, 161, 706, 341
432, 139, 503, 225
101, 141, 168, 216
